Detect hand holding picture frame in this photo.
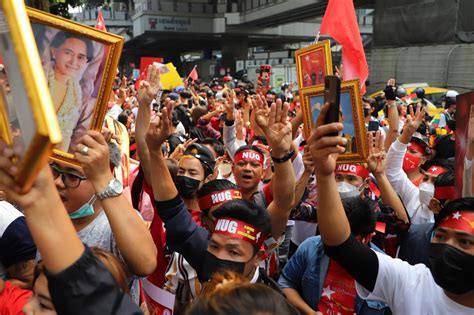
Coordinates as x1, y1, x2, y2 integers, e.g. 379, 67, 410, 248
0, 0, 62, 191
27, 7, 124, 166
300, 79, 368, 163
295, 40, 333, 90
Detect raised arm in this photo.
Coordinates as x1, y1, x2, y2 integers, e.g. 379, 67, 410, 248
135, 64, 162, 185
292, 147, 314, 209
254, 95, 296, 238
75, 131, 157, 276
368, 131, 409, 223
307, 104, 379, 292
383, 79, 400, 151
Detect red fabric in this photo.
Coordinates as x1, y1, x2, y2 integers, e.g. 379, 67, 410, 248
143, 182, 168, 288
317, 260, 357, 314
139, 57, 164, 77
438, 210, 474, 234
213, 218, 265, 247
426, 166, 447, 176
335, 164, 370, 179
0, 281, 32, 315
320, 0, 369, 94
434, 186, 456, 200
188, 67, 199, 81
263, 183, 274, 204
234, 150, 264, 166
95, 10, 107, 31
190, 209, 203, 226
198, 189, 242, 210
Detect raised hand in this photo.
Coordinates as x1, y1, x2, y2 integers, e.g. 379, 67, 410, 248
224, 95, 235, 120
145, 102, 173, 152
307, 103, 347, 177
367, 131, 386, 175
138, 64, 161, 106
302, 146, 315, 174
253, 95, 292, 155
169, 138, 198, 161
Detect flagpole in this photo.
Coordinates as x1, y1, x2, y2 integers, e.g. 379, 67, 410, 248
185, 65, 197, 82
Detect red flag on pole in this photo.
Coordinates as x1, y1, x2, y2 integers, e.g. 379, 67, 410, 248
95, 9, 107, 31
188, 66, 198, 81
320, 0, 369, 94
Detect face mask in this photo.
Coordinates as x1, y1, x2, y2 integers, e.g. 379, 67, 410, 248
175, 175, 201, 199
69, 195, 96, 220
363, 108, 370, 117
428, 243, 474, 294
403, 152, 423, 173
419, 182, 434, 205
337, 181, 360, 199
199, 251, 246, 282
218, 162, 232, 177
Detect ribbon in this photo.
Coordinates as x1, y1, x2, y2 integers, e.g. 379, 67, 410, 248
213, 217, 265, 247
198, 189, 242, 210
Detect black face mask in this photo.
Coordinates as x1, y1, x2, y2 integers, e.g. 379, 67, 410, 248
428, 243, 474, 295
199, 251, 246, 283
447, 119, 456, 132
363, 108, 370, 117
174, 175, 201, 199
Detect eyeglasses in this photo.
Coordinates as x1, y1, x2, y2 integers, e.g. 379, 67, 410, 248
50, 163, 87, 188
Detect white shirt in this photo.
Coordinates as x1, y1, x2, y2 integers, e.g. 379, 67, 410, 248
386, 139, 434, 224
357, 252, 474, 315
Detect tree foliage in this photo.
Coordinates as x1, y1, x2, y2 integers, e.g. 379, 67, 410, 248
27, 0, 105, 18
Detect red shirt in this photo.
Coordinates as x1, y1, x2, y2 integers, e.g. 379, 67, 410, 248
0, 281, 32, 315
317, 260, 357, 315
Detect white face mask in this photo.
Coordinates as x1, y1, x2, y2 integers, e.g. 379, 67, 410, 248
337, 181, 360, 199
419, 182, 434, 205
218, 162, 232, 177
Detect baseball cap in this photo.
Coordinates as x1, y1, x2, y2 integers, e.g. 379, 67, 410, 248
183, 143, 216, 176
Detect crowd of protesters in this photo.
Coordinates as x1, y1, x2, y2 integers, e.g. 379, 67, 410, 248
0, 60, 473, 315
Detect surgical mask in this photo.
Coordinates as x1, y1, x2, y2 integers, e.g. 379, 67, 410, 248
199, 251, 246, 283
175, 175, 201, 199
337, 181, 360, 199
403, 152, 423, 173
419, 182, 434, 205
69, 195, 96, 220
428, 243, 474, 295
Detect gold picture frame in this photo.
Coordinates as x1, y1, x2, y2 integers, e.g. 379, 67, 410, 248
0, 0, 62, 191
295, 40, 333, 90
27, 7, 124, 166
300, 79, 368, 164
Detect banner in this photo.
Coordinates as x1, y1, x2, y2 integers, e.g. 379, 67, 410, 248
143, 278, 175, 315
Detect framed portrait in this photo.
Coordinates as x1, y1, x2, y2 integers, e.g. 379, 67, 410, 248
0, 0, 62, 191
27, 7, 124, 166
300, 79, 368, 164
295, 40, 333, 89
454, 91, 474, 198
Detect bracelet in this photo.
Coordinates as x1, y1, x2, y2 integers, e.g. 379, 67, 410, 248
271, 150, 295, 163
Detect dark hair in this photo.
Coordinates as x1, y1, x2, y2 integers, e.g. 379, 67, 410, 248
212, 200, 271, 252
234, 145, 264, 158
341, 196, 376, 237
50, 31, 94, 62
435, 197, 474, 228
186, 271, 292, 315
201, 138, 225, 157
171, 109, 180, 127
117, 110, 131, 126
434, 171, 455, 206
192, 106, 208, 124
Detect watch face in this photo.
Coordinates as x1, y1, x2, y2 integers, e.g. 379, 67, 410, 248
111, 179, 124, 194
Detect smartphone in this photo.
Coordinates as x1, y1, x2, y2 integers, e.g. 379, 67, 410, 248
258, 64, 272, 90
323, 76, 341, 135
368, 120, 380, 132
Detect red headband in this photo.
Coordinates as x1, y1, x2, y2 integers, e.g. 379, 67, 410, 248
426, 166, 447, 176
234, 150, 264, 167
438, 210, 474, 234
434, 186, 456, 200
213, 218, 265, 247
335, 164, 370, 179
408, 142, 427, 156
198, 189, 242, 210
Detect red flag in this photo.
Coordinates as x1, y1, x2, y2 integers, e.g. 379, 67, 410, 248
95, 10, 107, 31
188, 67, 198, 81
320, 0, 369, 94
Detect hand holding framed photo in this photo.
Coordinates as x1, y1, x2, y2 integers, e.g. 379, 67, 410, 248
0, 0, 61, 191
27, 7, 124, 166
300, 79, 368, 163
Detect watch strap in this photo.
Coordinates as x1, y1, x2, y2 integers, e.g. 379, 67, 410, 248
271, 150, 295, 163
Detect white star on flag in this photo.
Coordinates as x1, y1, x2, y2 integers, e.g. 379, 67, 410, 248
431, 167, 438, 171
305, 55, 310, 61
322, 286, 335, 299
452, 211, 462, 219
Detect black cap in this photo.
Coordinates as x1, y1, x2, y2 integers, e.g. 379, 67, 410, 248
180, 91, 193, 99
184, 143, 215, 176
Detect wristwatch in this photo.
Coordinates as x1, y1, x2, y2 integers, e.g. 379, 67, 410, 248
271, 150, 295, 163
96, 178, 123, 201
